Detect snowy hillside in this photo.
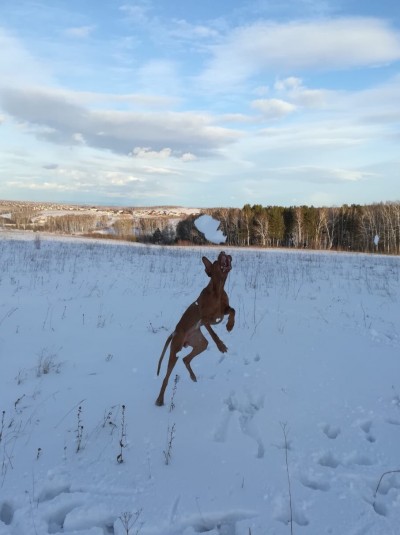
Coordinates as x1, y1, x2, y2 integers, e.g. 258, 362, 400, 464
0, 234, 399, 535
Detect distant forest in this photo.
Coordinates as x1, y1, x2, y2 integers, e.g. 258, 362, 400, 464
2, 201, 399, 255
197, 202, 400, 255
149, 202, 399, 255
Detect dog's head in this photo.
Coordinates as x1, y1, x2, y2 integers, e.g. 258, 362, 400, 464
202, 251, 232, 278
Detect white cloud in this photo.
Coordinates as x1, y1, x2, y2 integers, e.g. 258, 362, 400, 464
274, 77, 332, 108
330, 168, 372, 182
72, 133, 86, 144
64, 26, 95, 38
119, 3, 151, 24
43, 163, 59, 170
105, 172, 144, 185
136, 59, 181, 95
219, 113, 256, 124
251, 98, 296, 119
271, 165, 375, 183
9, 180, 77, 192
291, 88, 329, 108
253, 85, 270, 96
142, 166, 178, 175
0, 86, 240, 156
181, 152, 197, 162
4, 160, 150, 198
274, 77, 302, 91
130, 147, 197, 163
199, 18, 400, 89
0, 28, 53, 86
169, 19, 219, 40
131, 147, 172, 159
10, 85, 179, 110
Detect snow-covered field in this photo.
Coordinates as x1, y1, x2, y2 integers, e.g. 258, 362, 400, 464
0, 233, 399, 535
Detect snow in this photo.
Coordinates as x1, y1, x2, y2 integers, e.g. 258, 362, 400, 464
0, 233, 399, 535
194, 215, 226, 244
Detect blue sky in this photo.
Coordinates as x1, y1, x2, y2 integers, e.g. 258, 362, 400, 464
0, 0, 399, 207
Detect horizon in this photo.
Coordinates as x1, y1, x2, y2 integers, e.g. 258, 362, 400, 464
1, 0, 399, 207
1, 196, 399, 210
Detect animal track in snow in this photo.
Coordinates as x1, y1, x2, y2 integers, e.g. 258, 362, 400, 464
375, 472, 400, 495
386, 417, 400, 426
0, 502, 14, 525
273, 495, 309, 527
47, 501, 82, 534
214, 391, 265, 458
322, 424, 341, 439
36, 487, 86, 534
38, 483, 71, 503
299, 472, 330, 492
370, 469, 400, 519
317, 451, 340, 468
183, 509, 256, 535
213, 410, 232, 444
359, 420, 372, 433
359, 419, 376, 443
7, 481, 120, 535
372, 499, 388, 517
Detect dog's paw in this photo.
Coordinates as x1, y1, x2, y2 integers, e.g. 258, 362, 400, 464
226, 320, 234, 332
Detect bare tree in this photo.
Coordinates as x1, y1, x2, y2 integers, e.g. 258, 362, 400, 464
253, 209, 269, 247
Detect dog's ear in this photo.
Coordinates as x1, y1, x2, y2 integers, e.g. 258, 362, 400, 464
202, 256, 213, 277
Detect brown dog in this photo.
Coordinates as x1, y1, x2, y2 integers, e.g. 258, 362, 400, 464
155, 251, 235, 406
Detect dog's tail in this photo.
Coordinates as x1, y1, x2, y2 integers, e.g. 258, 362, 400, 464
157, 333, 174, 376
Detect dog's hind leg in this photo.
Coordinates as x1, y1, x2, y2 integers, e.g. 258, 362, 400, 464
182, 329, 208, 382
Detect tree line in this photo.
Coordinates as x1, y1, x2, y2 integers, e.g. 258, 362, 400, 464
200, 202, 400, 254
2, 202, 399, 255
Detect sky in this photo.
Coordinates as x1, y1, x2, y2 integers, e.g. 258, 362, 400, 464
0, 0, 399, 208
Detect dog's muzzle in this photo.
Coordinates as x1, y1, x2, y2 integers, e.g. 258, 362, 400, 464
220, 253, 232, 273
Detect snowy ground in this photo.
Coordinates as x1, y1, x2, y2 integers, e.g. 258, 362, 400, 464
0, 233, 399, 535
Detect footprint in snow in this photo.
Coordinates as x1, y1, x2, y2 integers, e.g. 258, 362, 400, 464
213, 391, 265, 458
367, 471, 400, 519
299, 472, 330, 492
359, 419, 376, 443
373, 500, 388, 517
47, 501, 82, 534
38, 483, 71, 503
0, 502, 14, 526
273, 495, 309, 527
187, 510, 256, 535
385, 417, 400, 426
322, 424, 341, 439
317, 451, 340, 468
